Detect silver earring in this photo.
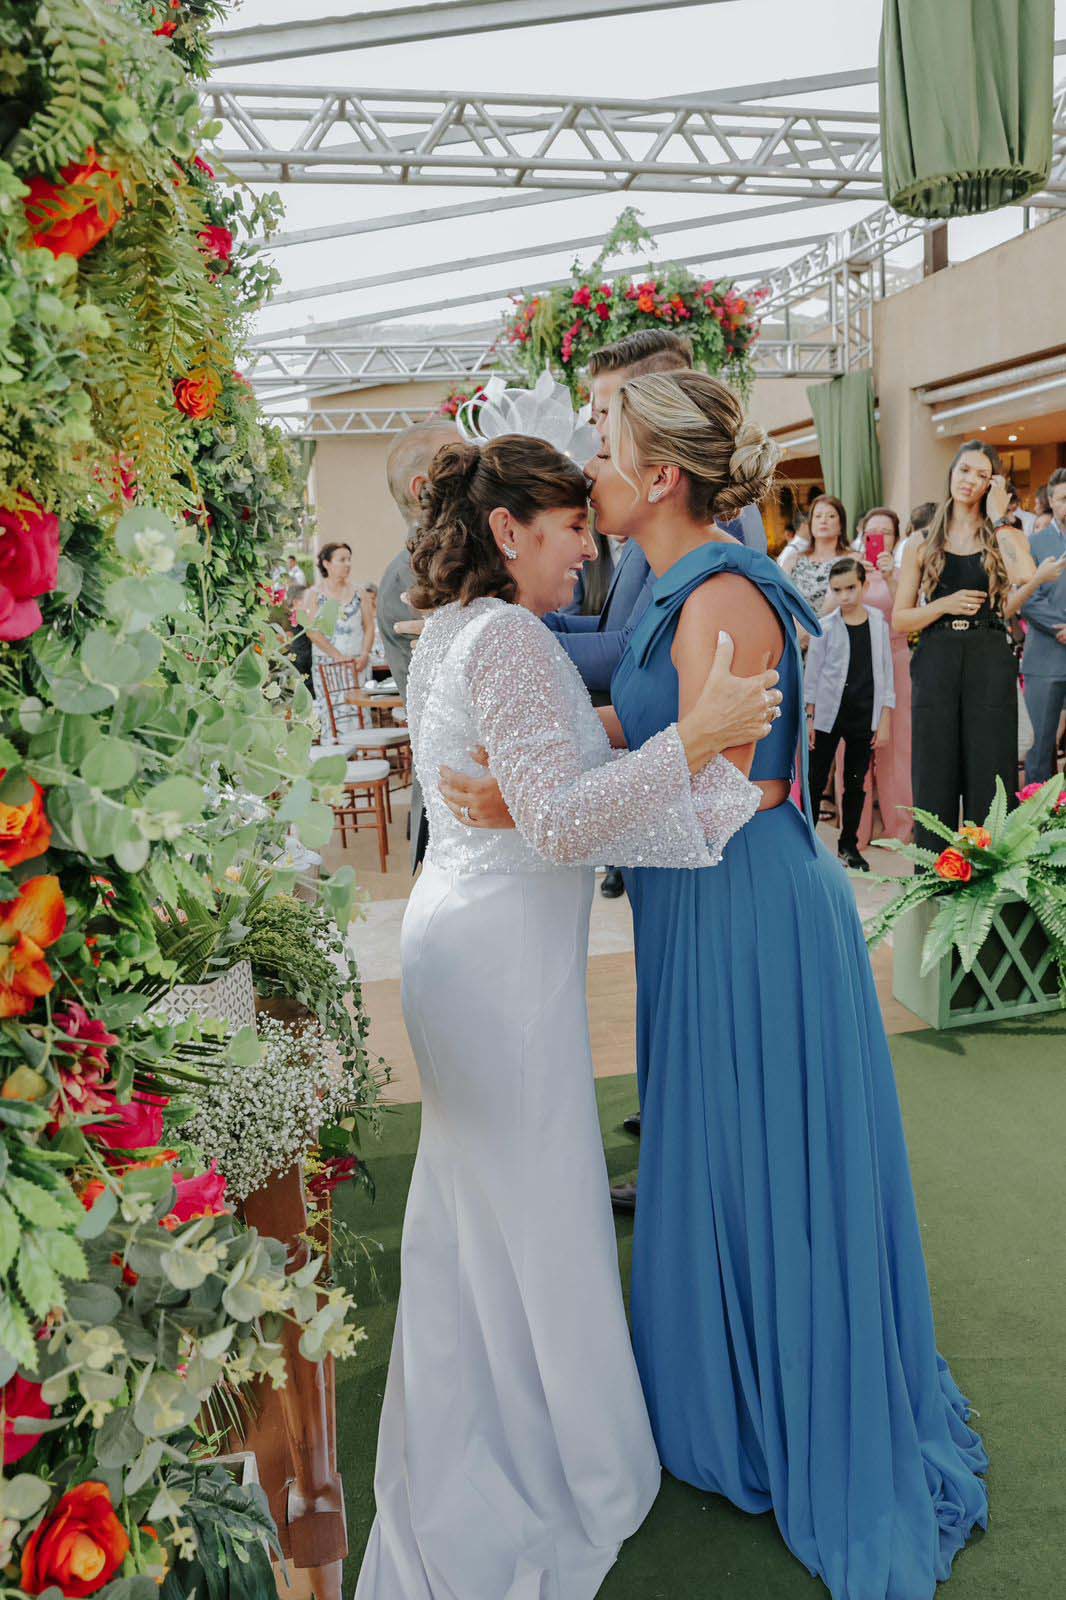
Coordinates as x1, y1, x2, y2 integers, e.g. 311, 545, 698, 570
502, 544, 518, 561
648, 490, 662, 504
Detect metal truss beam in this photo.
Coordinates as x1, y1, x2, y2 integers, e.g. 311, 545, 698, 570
204, 83, 887, 196
267, 220, 831, 307
246, 340, 505, 394
258, 338, 842, 434
210, 0, 735, 67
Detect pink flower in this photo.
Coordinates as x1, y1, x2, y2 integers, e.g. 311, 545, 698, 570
0, 502, 60, 642
86, 1091, 168, 1154
571, 285, 592, 309
596, 283, 612, 299
54, 1002, 119, 1071
192, 155, 215, 179
1016, 781, 1066, 811
160, 1161, 229, 1229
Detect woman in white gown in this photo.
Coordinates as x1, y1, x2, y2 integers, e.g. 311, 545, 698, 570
355, 434, 780, 1600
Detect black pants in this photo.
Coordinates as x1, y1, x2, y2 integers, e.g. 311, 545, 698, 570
808, 714, 873, 853
910, 626, 1018, 853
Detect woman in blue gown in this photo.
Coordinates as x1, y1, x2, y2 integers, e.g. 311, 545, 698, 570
588, 371, 988, 1600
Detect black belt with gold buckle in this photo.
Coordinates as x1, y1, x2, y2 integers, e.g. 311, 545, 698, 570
928, 614, 1005, 637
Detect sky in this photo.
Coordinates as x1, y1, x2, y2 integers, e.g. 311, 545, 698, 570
207, 0, 1066, 352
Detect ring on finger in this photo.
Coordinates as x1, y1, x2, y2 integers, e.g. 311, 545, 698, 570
459, 804, 472, 823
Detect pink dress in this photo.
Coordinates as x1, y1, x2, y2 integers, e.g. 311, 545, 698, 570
832, 571, 913, 846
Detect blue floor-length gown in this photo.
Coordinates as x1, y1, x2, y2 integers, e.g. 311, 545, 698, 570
612, 542, 988, 1600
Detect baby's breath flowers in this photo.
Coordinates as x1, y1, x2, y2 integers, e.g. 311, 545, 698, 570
181, 1016, 354, 1200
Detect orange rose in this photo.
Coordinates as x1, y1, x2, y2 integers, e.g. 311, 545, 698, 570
20, 1482, 130, 1596
935, 848, 972, 883
173, 367, 221, 420
637, 292, 657, 314
959, 825, 992, 849
0, 773, 51, 867
0, 875, 67, 1019
24, 153, 123, 261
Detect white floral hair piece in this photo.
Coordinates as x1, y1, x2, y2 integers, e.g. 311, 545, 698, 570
457, 369, 600, 464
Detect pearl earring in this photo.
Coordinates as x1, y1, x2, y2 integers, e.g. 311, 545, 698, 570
502, 544, 518, 561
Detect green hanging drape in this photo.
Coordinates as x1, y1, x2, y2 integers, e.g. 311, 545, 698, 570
806, 372, 883, 536
879, 0, 1054, 218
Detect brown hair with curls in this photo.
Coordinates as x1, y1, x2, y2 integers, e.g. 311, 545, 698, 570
408, 435, 589, 611
806, 494, 850, 554
919, 439, 1010, 612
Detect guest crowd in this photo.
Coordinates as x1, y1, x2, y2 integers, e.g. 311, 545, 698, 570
279, 331, 1066, 881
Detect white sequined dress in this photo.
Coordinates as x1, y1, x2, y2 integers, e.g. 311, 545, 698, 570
355, 598, 760, 1600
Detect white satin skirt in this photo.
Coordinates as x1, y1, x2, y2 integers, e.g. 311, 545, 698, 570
355, 863, 660, 1599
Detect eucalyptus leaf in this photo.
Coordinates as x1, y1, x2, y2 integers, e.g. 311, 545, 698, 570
96, 1407, 146, 1469
81, 738, 139, 790
0, 1473, 53, 1520
143, 776, 207, 821
64, 1281, 122, 1325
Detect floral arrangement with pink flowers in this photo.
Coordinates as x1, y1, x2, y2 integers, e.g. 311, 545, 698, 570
500, 208, 766, 398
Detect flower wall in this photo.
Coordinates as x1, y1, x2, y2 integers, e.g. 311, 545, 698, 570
0, 1, 375, 1594
500, 208, 766, 397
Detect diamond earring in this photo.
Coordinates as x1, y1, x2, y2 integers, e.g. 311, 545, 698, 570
502, 544, 518, 561
648, 490, 662, 504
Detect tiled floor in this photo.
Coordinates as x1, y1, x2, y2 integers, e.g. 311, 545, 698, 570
323, 788, 925, 1106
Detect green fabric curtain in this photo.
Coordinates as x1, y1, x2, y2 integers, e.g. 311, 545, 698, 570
806, 372, 883, 537
879, 0, 1054, 218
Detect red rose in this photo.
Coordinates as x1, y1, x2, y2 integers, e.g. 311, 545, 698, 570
21, 1482, 130, 1596
571, 285, 592, 309
192, 154, 216, 179
173, 367, 221, 420
0, 501, 60, 642
23, 152, 123, 260
197, 224, 234, 266
86, 1090, 168, 1153
595, 302, 611, 321
934, 848, 973, 884
1, 1373, 52, 1465
0, 773, 51, 867
154, 19, 177, 34
159, 1161, 229, 1230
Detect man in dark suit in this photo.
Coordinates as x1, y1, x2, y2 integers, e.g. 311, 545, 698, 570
379, 419, 459, 869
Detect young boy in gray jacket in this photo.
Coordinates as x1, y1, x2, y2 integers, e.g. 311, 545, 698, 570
805, 556, 895, 871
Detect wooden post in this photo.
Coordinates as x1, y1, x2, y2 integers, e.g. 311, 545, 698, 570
923, 223, 949, 276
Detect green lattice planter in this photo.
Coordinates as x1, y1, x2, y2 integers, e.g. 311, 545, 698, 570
892, 894, 1064, 1029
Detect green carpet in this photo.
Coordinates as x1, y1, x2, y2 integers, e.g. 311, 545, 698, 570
334, 1014, 1066, 1598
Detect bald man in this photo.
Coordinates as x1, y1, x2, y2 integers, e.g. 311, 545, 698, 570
380, 420, 459, 868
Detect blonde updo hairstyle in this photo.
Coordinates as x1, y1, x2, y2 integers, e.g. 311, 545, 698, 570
609, 370, 780, 523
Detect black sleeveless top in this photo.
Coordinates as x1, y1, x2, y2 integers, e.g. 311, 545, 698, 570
930, 550, 990, 599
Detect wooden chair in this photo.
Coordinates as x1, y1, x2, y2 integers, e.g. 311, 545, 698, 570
332, 757, 391, 871
348, 725, 412, 792
318, 658, 368, 738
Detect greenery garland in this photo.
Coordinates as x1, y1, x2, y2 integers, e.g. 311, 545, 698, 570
0, 1, 375, 1594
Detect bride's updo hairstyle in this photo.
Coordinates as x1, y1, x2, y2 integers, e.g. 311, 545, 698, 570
610, 371, 780, 522
409, 434, 588, 610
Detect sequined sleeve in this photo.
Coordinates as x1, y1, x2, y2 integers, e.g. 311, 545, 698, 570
464, 608, 760, 868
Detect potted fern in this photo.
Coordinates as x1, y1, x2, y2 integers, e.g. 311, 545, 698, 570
865, 775, 1066, 1029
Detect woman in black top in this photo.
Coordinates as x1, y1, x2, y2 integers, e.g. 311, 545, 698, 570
893, 440, 1041, 851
